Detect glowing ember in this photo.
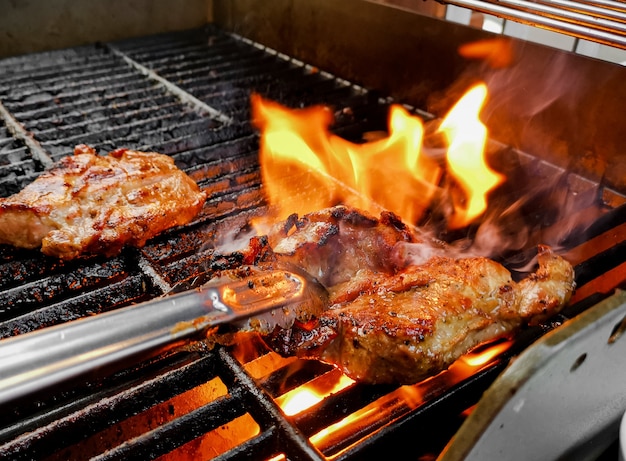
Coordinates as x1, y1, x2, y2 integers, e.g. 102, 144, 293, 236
309, 406, 378, 449
276, 374, 355, 416
439, 83, 504, 228
267, 455, 287, 461
303, 339, 512, 456
252, 82, 503, 229
460, 339, 512, 367
279, 388, 324, 416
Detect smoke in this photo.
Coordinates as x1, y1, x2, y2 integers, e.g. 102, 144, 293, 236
406, 37, 620, 269
482, 49, 574, 121
215, 37, 619, 275
214, 226, 259, 255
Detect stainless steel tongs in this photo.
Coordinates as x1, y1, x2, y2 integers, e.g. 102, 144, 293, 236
0, 266, 325, 406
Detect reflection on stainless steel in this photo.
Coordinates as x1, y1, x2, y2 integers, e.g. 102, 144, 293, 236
0, 268, 306, 405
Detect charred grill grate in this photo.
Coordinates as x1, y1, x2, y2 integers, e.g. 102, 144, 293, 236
0, 346, 323, 460
0, 115, 37, 196
0, 25, 624, 460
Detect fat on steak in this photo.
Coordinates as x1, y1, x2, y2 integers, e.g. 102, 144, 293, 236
0, 145, 207, 260
265, 206, 576, 384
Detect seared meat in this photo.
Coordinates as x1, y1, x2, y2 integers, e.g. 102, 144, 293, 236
268, 206, 419, 287
0, 145, 206, 260
265, 206, 575, 384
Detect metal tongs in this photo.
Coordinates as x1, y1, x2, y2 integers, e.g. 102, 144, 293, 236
0, 266, 326, 406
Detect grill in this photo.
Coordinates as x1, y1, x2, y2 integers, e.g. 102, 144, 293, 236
1, 2, 626, 460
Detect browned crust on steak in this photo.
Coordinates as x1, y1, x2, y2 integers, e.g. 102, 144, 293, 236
0, 145, 207, 259
268, 206, 419, 287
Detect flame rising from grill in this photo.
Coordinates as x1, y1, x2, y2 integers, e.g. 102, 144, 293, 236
441, 84, 505, 228
249, 85, 521, 455
252, 82, 503, 229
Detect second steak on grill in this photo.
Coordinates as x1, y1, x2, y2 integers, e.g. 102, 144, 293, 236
0, 145, 207, 260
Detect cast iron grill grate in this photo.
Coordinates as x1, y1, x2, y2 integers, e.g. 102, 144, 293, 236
0, 25, 624, 461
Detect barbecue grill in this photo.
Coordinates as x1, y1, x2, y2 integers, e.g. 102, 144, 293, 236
0, 1, 625, 460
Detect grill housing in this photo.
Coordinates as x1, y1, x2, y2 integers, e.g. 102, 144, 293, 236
0, 5, 625, 461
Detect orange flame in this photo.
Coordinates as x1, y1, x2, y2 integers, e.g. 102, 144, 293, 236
252, 82, 503, 229
252, 94, 441, 225
439, 83, 504, 228
460, 339, 512, 367
458, 38, 516, 69
276, 374, 355, 416
274, 339, 512, 457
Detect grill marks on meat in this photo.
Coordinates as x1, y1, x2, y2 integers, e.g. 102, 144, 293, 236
0, 145, 207, 260
268, 206, 418, 287
265, 206, 575, 384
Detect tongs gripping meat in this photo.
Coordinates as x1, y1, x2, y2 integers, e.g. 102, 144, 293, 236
0, 266, 327, 404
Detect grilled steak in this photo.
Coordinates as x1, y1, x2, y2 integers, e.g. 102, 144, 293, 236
265, 206, 575, 384
0, 145, 206, 260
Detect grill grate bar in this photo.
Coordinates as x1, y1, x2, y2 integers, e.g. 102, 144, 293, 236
92, 391, 249, 461
0, 44, 121, 66
219, 348, 326, 461
144, 40, 268, 70
32, 100, 186, 138
0, 351, 219, 459
541, 0, 626, 21
21, 94, 179, 131
108, 44, 233, 124
0, 53, 120, 88
137, 122, 255, 158
0, 274, 149, 338
150, 53, 294, 86
110, 30, 234, 58
7, 85, 170, 121
0, 73, 149, 107
212, 427, 282, 461
40, 117, 220, 159
0, 100, 52, 168
148, 46, 269, 77
0, 70, 140, 101
38, 112, 208, 145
